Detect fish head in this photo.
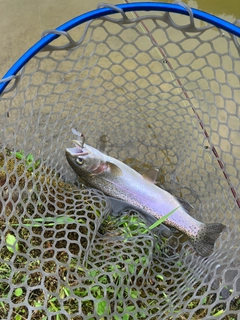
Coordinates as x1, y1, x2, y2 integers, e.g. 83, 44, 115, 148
66, 139, 108, 177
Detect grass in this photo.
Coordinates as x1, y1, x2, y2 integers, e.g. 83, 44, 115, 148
0, 147, 239, 319
14, 150, 41, 172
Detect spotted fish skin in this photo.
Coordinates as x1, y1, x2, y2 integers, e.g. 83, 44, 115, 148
66, 135, 226, 257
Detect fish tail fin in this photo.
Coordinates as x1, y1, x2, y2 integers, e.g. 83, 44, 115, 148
190, 223, 226, 257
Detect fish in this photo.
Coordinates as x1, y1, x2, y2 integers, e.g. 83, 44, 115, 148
65, 131, 226, 257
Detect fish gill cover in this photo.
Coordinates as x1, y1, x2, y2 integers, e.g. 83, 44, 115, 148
0, 2, 239, 319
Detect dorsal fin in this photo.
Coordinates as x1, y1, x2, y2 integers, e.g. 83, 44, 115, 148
142, 168, 159, 184
97, 134, 108, 153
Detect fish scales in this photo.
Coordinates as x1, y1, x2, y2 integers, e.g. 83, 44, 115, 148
66, 131, 226, 257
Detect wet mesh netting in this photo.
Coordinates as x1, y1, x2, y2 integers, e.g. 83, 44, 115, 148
0, 2, 240, 319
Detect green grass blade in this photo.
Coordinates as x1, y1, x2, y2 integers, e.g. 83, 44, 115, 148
143, 206, 180, 234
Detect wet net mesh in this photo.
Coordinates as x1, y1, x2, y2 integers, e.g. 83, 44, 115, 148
0, 2, 240, 319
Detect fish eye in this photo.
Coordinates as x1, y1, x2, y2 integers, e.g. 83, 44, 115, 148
76, 157, 84, 165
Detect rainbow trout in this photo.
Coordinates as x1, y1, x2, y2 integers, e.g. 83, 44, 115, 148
66, 131, 226, 257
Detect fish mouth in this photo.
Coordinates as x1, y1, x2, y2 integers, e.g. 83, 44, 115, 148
66, 140, 90, 157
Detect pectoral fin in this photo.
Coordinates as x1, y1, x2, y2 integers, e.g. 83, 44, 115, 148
106, 162, 123, 176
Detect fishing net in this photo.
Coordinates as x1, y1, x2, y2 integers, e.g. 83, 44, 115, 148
0, 2, 240, 319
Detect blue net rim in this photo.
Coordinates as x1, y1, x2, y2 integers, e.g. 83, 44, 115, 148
0, 1, 240, 94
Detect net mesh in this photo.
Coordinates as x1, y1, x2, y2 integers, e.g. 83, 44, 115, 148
0, 3, 240, 319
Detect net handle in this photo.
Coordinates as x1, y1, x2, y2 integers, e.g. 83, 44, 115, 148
0, 2, 240, 94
